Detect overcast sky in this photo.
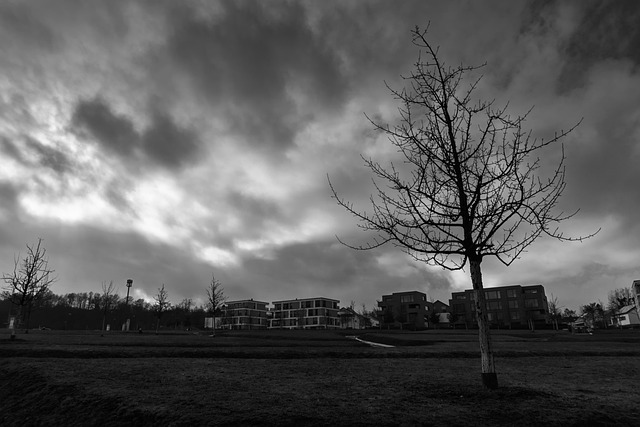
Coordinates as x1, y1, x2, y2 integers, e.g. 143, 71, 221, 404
1, 0, 639, 312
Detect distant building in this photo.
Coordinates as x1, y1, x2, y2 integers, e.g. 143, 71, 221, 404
608, 305, 640, 328
378, 291, 430, 330
633, 280, 640, 311
221, 299, 269, 330
337, 307, 368, 329
449, 284, 548, 328
269, 297, 340, 329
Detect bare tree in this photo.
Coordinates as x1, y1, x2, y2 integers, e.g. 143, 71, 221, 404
547, 294, 563, 331
205, 274, 226, 336
2, 238, 57, 334
153, 284, 170, 334
100, 280, 119, 333
329, 27, 596, 389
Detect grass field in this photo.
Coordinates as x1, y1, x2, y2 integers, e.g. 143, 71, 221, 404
1, 328, 639, 426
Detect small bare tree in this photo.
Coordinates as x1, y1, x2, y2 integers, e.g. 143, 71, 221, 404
2, 238, 56, 334
547, 294, 563, 331
330, 27, 596, 388
153, 284, 170, 334
206, 274, 226, 336
100, 281, 118, 333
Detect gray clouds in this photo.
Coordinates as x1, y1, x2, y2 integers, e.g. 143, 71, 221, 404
0, 1, 639, 310
72, 97, 201, 170
160, 1, 349, 151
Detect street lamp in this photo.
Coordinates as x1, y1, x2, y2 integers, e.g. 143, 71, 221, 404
124, 279, 133, 331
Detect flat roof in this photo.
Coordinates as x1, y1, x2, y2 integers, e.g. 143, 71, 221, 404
272, 297, 340, 303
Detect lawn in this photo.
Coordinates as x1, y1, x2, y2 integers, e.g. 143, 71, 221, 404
1, 328, 639, 426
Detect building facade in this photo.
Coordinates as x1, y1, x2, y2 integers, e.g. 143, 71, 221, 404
449, 284, 549, 328
221, 299, 269, 330
378, 291, 430, 330
269, 297, 340, 329
608, 305, 640, 328
337, 307, 368, 329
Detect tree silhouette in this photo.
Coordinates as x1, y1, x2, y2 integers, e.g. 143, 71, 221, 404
153, 284, 170, 334
100, 280, 118, 333
2, 238, 56, 334
330, 26, 596, 388
205, 274, 226, 336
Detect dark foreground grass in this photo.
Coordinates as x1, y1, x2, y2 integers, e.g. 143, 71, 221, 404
1, 329, 639, 426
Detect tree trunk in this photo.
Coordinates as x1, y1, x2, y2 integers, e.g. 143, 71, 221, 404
470, 258, 498, 389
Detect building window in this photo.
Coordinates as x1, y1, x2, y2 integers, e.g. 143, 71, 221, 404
507, 289, 517, 298
510, 312, 520, 320
508, 300, 519, 309
525, 299, 539, 308
619, 316, 627, 321
455, 294, 466, 300
454, 304, 466, 313
488, 301, 502, 310
401, 295, 414, 303
485, 291, 500, 300
524, 289, 538, 294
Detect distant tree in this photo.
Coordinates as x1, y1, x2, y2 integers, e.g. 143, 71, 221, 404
205, 274, 226, 336
394, 305, 407, 330
547, 294, 563, 330
607, 288, 633, 312
428, 311, 441, 329
448, 311, 460, 329
359, 303, 372, 328
177, 298, 193, 330
562, 308, 577, 320
370, 304, 383, 329
100, 281, 118, 332
153, 284, 170, 334
382, 307, 395, 329
329, 27, 597, 389
2, 238, 57, 334
581, 302, 604, 330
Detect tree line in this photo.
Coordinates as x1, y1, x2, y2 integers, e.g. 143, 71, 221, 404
1, 238, 227, 334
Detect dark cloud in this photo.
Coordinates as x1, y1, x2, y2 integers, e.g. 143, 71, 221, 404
1, 136, 73, 175
71, 97, 202, 170
1, 137, 24, 163
141, 111, 200, 169
236, 240, 451, 306
0, 181, 20, 220
226, 192, 285, 236
524, 0, 640, 92
72, 97, 139, 157
161, 1, 349, 150
0, 2, 61, 52
24, 137, 73, 175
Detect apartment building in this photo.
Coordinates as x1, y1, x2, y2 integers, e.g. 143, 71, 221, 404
378, 291, 431, 330
449, 284, 549, 328
221, 299, 269, 330
269, 297, 340, 329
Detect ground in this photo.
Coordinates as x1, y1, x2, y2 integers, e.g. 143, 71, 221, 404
1, 328, 638, 426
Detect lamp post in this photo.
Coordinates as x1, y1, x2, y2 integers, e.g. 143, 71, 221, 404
124, 279, 133, 331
